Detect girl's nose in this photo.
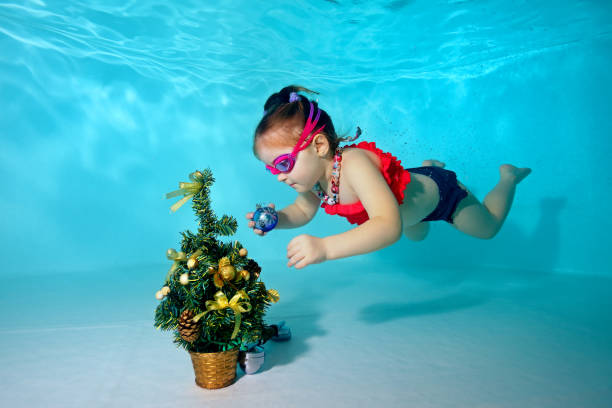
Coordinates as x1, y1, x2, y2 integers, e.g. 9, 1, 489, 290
277, 173, 287, 182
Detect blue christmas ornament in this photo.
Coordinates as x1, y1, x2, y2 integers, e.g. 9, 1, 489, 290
253, 205, 278, 232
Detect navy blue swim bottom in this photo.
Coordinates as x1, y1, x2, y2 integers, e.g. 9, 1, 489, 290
406, 166, 468, 224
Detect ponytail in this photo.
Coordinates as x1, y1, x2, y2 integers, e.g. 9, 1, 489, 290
254, 85, 361, 157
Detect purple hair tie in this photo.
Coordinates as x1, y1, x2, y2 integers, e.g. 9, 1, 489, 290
289, 92, 300, 103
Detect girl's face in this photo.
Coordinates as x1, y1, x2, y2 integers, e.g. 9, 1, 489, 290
256, 126, 329, 193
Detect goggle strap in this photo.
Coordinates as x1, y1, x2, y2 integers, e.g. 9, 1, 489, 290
291, 102, 315, 151
294, 103, 324, 151
295, 123, 325, 152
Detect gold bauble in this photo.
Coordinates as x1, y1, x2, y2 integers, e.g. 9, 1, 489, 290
166, 248, 177, 259
239, 248, 248, 257
218, 257, 231, 268
155, 290, 164, 300
187, 257, 199, 270
234, 269, 249, 282
161, 286, 170, 296
219, 265, 236, 281
193, 170, 203, 178
179, 273, 190, 285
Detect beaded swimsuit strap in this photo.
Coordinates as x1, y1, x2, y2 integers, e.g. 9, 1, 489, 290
312, 127, 362, 205
313, 147, 343, 205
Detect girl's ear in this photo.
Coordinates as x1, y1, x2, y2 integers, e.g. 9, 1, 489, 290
313, 134, 330, 158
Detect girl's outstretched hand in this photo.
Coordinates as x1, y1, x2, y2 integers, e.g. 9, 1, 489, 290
246, 203, 275, 236
287, 234, 328, 269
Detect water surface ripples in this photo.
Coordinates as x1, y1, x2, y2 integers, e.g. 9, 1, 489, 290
1, 0, 609, 94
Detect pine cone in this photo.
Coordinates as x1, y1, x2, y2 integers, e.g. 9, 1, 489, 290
245, 259, 261, 277
178, 309, 201, 343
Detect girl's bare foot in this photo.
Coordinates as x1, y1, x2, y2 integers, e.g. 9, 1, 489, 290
500, 164, 531, 184
422, 159, 446, 168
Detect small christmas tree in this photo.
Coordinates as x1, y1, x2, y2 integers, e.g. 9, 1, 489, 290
154, 169, 279, 353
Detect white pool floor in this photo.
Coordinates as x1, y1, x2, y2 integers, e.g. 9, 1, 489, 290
1, 259, 611, 408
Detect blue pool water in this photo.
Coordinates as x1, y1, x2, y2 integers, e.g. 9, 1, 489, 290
1, 0, 612, 275
1, 1, 611, 407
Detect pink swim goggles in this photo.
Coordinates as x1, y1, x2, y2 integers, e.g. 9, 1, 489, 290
265, 101, 326, 175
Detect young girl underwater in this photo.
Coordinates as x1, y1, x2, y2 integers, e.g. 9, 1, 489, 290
246, 86, 531, 269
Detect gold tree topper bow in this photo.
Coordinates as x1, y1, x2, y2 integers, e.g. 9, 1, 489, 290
165, 171, 204, 213
267, 289, 280, 303
193, 290, 252, 339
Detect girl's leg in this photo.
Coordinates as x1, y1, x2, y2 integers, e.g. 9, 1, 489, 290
422, 159, 445, 167
403, 221, 430, 241
451, 164, 531, 239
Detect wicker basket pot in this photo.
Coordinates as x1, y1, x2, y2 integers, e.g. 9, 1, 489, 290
189, 348, 239, 389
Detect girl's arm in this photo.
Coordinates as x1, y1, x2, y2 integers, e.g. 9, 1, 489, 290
248, 191, 320, 235
276, 191, 320, 229
322, 149, 403, 260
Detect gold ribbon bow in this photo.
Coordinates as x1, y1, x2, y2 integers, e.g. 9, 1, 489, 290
165, 171, 204, 213
267, 289, 280, 303
193, 290, 252, 339
166, 248, 187, 281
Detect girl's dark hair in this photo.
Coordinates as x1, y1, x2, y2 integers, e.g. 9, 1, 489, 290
253, 85, 351, 158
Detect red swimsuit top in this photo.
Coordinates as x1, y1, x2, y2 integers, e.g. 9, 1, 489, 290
318, 141, 411, 225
